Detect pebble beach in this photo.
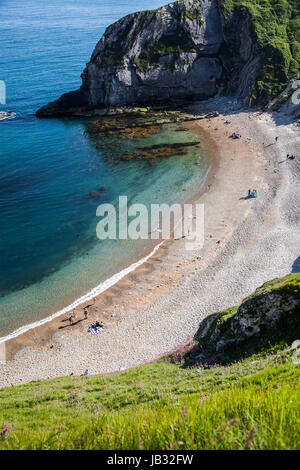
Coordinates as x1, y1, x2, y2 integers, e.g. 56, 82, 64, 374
1, 101, 299, 388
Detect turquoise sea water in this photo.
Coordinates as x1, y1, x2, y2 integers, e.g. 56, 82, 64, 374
0, 0, 209, 337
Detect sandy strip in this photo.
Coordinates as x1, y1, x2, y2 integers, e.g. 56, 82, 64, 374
0, 99, 299, 388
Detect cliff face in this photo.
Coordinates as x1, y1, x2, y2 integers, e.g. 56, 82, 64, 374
37, 0, 261, 116
196, 274, 300, 354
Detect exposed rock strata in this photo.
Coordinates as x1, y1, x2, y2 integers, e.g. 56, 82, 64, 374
196, 275, 300, 351
37, 0, 262, 117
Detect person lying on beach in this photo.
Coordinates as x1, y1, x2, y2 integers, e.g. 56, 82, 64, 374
88, 321, 104, 330
88, 321, 104, 335
230, 133, 242, 139
248, 190, 258, 199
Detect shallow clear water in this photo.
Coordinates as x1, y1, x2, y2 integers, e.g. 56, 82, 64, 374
0, 0, 209, 337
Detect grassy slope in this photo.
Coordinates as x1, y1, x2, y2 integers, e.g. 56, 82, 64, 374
220, 0, 300, 102
0, 275, 299, 450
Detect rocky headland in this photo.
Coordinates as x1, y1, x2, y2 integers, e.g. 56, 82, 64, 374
36, 0, 300, 117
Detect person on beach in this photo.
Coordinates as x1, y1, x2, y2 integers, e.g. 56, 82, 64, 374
84, 307, 88, 320
248, 190, 257, 199
68, 313, 74, 325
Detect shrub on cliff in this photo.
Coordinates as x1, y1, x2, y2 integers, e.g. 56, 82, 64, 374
220, 0, 300, 102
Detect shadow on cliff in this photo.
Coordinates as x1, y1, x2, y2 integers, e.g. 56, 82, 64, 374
269, 110, 299, 127
185, 97, 298, 128
180, 307, 300, 369
292, 256, 300, 273
165, 311, 300, 370
165, 271, 300, 369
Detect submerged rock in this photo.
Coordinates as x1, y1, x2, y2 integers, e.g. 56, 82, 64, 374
88, 191, 105, 198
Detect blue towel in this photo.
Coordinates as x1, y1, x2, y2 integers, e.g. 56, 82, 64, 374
89, 326, 104, 335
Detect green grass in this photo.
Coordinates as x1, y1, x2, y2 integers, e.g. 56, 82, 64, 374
253, 272, 300, 295
220, 0, 300, 102
0, 345, 299, 449
0, 274, 299, 449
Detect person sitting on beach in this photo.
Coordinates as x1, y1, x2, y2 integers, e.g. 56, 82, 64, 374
95, 321, 104, 329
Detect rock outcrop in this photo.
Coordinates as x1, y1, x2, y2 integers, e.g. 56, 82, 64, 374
196, 274, 300, 351
37, 0, 263, 117
268, 75, 300, 118
37, 0, 300, 117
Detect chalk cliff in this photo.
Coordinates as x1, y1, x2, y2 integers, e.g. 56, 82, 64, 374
37, 0, 299, 116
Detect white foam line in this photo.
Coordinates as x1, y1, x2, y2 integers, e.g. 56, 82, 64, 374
0, 112, 17, 121
0, 240, 165, 344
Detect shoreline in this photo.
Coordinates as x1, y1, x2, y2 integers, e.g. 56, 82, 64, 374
0, 111, 17, 121
0, 241, 165, 345
1, 101, 299, 387
0, 119, 217, 346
